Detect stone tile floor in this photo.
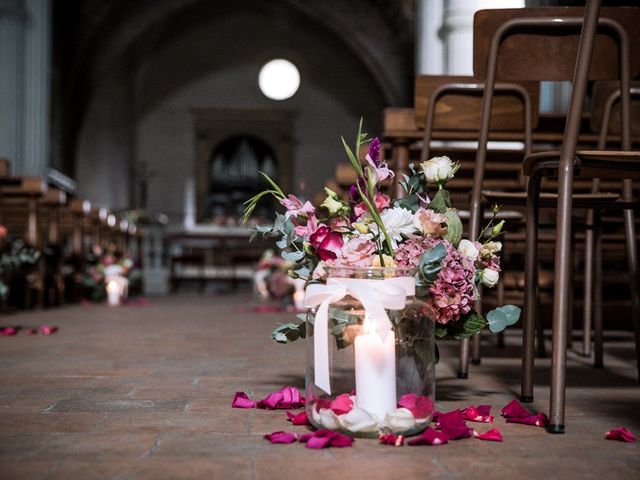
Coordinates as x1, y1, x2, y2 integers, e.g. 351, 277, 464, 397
0, 295, 638, 479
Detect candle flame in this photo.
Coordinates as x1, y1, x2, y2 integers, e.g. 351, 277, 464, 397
106, 280, 119, 293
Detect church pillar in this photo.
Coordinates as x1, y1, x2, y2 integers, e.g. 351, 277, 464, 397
415, 0, 445, 75
0, 0, 50, 176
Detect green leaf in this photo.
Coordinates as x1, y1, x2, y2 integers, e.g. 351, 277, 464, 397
259, 172, 285, 198
281, 250, 305, 262
440, 312, 487, 341
395, 194, 421, 213
418, 243, 447, 286
428, 189, 451, 214
271, 322, 306, 344
444, 208, 463, 247
487, 305, 521, 333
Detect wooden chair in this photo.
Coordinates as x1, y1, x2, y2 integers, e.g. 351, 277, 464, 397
474, 2, 640, 432
416, 74, 536, 376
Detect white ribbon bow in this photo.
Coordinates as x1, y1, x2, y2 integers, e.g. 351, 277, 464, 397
304, 276, 415, 394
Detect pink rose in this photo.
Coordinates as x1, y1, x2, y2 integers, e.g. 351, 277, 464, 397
310, 225, 344, 261
414, 208, 447, 237
338, 237, 376, 267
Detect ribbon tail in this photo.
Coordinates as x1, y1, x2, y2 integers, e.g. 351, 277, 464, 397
313, 298, 332, 395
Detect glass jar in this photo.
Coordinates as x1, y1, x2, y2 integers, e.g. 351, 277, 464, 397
305, 266, 436, 438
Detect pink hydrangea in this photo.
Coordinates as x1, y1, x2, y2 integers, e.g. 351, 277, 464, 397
429, 243, 476, 324
394, 235, 443, 269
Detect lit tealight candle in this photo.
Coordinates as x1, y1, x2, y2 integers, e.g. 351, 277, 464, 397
106, 280, 122, 306
354, 314, 397, 421
292, 278, 306, 311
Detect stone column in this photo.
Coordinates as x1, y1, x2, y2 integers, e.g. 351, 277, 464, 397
415, 0, 445, 75
22, 0, 50, 176
441, 0, 479, 75
0, 0, 25, 170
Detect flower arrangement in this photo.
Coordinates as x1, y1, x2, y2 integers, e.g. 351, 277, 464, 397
253, 249, 296, 301
81, 245, 141, 302
244, 120, 520, 343
0, 225, 41, 301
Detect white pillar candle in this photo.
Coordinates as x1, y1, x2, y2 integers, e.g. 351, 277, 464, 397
354, 314, 397, 421
106, 280, 121, 306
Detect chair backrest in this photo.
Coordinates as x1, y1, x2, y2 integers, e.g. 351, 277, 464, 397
473, 7, 640, 82
414, 75, 539, 131
590, 80, 640, 139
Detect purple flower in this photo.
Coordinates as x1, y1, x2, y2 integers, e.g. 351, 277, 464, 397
368, 137, 381, 166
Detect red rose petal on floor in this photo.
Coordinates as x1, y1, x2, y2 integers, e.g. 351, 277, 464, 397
474, 428, 504, 442
299, 430, 353, 449
39, 326, 58, 335
461, 405, 494, 423
506, 412, 549, 427
1, 326, 18, 336
605, 427, 636, 443
258, 387, 305, 409
264, 431, 298, 444
501, 399, 531, 419
434, 409, 465, 428
286, 411, 310, 426
408, 428, 448, 446
330, 393, 353, 415
379, 433, 404, 446
440, 420, 473, 440
397, 393, 434, 419
231, 391, 257, 409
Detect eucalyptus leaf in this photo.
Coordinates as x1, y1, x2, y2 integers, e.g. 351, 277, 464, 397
439, 312, 486, 341
418, 243, 447, 286
271, 321, 306, 344
487, 305, 521, 333
281, 250, 305, 262
395, 195, 420, 213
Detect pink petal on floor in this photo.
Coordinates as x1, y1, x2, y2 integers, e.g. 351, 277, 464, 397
474, 428, 504, 442
264, 431, 298, 444
434, 409, 464, 428
461, 405, 494, 423
379, 433, 404, 446
330, 394, 353, 415
231, 391, 257, 409
39, 326, 58, 335
286, 411, 310, 426
605, 427, 637, 443
257, 391, 285, 409
397, 393, 434, 419
440, 421, 473, 440
506, 412, 549, 427
501, 399, 531, 419
1, 326, 18, 336
299, 430, 353, 449
408, 428, 448, 446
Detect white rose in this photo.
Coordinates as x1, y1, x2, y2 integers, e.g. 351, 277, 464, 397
480, 241, 502, 259
458, 239, 479, 261
338, 407, 379, 433
481, 268, 500, 288
383, 408, 416, 432
421, 156, 454, 184
314, 408, 341, 430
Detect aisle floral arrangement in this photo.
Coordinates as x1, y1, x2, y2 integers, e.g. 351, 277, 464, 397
81, 245, 141, 302
253, 249, 295, 301
244, 120, 520, 343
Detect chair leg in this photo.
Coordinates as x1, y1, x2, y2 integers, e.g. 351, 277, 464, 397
622, 204, 640, 382
522, 172, 541, 403
566, 226, 576, 350
582, 209, 595, 357
458, 338, 470, 379
593, 211, 603, 368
